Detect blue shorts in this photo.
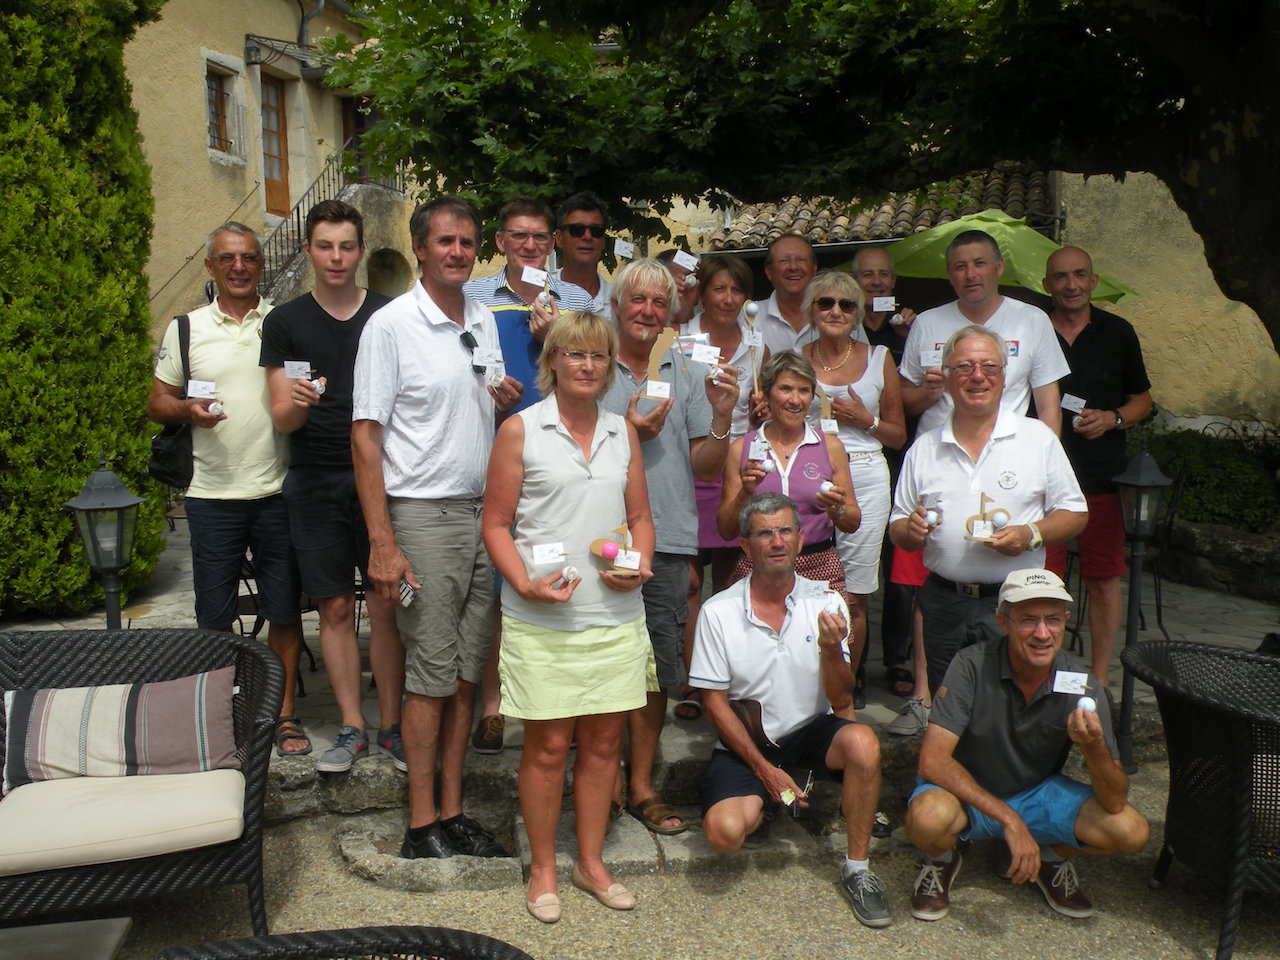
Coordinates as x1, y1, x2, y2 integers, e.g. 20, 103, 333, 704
909, 773, 1094, 849
186, 495, 301, 630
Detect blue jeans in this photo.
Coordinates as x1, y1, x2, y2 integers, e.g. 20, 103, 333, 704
186, 495, 301, 629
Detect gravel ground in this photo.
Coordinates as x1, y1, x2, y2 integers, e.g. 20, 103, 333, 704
115, 758, 1280, 960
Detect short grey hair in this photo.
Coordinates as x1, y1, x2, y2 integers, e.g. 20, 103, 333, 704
610, 258, 678, 321
942, 324, 1009, 367
739, 492, 800, 539
205, 221, 260, 257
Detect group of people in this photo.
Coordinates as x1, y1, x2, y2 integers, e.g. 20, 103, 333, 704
147, 188, 1153, 929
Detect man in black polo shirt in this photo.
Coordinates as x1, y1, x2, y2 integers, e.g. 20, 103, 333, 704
1041, 246, 1152, 687
903, 569, 1148, 923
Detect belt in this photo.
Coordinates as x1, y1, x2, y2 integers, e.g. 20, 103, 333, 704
847, 451, 881, 463
799, 538, 835, 556
927, 572, 1001, 599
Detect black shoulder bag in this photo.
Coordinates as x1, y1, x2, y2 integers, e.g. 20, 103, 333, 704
147, 315, 194, 488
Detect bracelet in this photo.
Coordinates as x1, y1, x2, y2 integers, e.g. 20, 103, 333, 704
866, 415, 880, 434
708, 422, 731, 441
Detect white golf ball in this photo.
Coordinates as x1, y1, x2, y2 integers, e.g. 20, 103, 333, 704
1072, 414, 1085, 429
924, 509, 940, 527
561, 565, 579, 584
684, 274, 698, 288
1077, 696, 1097, 713
823, 597, 843, 616
819, 481, 835, 495
537, 291, 552, 307
890, 312, 907, 326
313, 378, 326, 396
989, 509, 1010, 529
761, 458, 776, 474
208, 401, 225, 417
744, 302, 759, 319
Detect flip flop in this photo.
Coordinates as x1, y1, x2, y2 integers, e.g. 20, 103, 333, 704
627, 795, 688, 835
674, 688, 703, 721
884, 666, 914, 698
274, 715, 312, 757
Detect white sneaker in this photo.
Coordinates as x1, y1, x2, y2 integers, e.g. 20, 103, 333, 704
886, 698, 930, 736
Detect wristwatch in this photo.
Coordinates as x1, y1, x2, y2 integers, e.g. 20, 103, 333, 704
1027, 523, 1044, 551
867, 415, 880, 434
1112, 409, 1124, 430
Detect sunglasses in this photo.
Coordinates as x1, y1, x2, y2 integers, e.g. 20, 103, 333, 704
561, 223, 606, 239
815, 297, 858, 313
459, 330, 486, 374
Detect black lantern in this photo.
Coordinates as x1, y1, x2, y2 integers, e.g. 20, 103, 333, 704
65, 458, 144, 630
1112, 441, 1172, 772
1113, 445, 1173, 541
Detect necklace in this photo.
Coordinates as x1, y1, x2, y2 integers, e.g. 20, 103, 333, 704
559, 415, 595, 440
765, 424, 804, 461
817, 338, 853, 371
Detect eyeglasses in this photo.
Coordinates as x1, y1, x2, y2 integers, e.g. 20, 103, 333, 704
814, 297, 858, 314
1012, 614, 1067, 632
945, 361, 1006, 378
746, 525, 799, 542
561, 223, 606, 239
772, 256, 812, 267
459, 330, 486, 374
502, 229, 552, 246
560, 349, 610, 365
215, 253, 261, 267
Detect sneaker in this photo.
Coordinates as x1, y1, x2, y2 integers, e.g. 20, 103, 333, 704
400, 821, 457, 860
315, 725, 368, 773
840, 869, 892, 928
442, 815, 509, 858
1035, 859, 1094, 918
886, 698, 930, 736
376, 724, 407, 772
743, 805, 776, 849
910, 852, 962, 921
872, 810, 892, 839
472, 714, 505, 754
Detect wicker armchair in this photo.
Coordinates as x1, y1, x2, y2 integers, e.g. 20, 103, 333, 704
154, 925, 535, 959
1122, 639, 1280, 960
0, 629, 282, 935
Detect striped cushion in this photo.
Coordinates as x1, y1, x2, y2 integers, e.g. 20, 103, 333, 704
2, 667, 238, 795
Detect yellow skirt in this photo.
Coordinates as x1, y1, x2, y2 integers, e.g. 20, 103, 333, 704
499, 613, 657, 721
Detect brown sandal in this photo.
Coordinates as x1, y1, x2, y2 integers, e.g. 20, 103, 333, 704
627, 795, 688, 835
274, 715, 312, 757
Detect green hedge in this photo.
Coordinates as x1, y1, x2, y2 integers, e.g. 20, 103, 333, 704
0, 1, 168, 618
1141, 426, 1280, 535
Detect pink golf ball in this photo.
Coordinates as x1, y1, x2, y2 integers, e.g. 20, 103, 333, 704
601, 541, 619, 562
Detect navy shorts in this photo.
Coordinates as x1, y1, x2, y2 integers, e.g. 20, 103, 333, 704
186, 494, 300, 629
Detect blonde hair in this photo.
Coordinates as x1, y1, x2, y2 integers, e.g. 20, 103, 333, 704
803, 270, 864, 325
537, 311, 619, 397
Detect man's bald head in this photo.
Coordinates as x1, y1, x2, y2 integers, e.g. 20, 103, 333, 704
1043, 245, 1099, 314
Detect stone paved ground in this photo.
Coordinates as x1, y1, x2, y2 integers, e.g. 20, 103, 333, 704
4, 521, 1278, 958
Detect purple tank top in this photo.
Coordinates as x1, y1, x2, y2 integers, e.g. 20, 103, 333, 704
739, 423, 835, 544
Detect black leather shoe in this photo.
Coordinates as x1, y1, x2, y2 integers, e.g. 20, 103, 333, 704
400, 821, 457, 859
442, 815, 509, 857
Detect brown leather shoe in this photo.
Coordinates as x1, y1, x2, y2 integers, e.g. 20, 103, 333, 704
1035, 859, 1094, 918
910, 852, 962, 921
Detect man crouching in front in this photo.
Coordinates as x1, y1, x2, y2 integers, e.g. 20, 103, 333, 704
905, 568, 1148, 922
689, 492, 891, 928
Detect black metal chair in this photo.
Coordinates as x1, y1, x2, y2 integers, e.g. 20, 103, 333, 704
154, 925, 535, 959
0, 629, 282, 936
1122, 639, 1280, 959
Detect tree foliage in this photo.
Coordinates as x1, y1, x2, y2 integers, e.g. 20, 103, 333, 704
0, 0, 168, 617
328, 0, 1280, 352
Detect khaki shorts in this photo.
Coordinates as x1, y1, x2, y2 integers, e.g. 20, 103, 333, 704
389, 497, 495, 697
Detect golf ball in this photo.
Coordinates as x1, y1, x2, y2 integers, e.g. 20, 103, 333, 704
989, 509, 1010, 529
684, 274, 698, 288
601, 541, 619, 562
744, 302, 758, 319
1072, 414, 1084, 429
823, 597, 844, 616
561, 565, 579, 583
924, 509, 940, 527
761, 458, 776, 474
208, 401, 225, 417
890, 312, 907, 326
1077, 696, 1097, 713
537, 291, 552, 307
819, 481, 835, 495
313, 378, 326, 397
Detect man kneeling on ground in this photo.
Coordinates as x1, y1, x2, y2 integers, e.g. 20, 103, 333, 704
905, 568, 1148, 921
689, 492, 892, 928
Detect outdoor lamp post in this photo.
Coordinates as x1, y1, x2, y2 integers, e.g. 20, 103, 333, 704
65, 458, 145, 631
1113, 443, 1173, 772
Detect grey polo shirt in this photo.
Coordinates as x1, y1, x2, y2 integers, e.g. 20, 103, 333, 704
600, 353, 712, 556
930, 638, 1117, 798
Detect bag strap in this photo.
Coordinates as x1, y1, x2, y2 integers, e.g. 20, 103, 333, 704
176, 314, 190, 397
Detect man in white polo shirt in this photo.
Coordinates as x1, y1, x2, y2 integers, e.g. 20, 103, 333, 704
899, 230, 1068, 435
352, 197, 523, 860
890, 325, 1087, 696
147, 222, 305, 754
690, 492, 891, 929
754, 234, 819, 356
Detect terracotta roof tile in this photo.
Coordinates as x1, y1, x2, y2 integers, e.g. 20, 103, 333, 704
710, 162, 1054, 250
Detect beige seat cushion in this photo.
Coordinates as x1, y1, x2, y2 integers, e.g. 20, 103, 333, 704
0, 768, 245, 876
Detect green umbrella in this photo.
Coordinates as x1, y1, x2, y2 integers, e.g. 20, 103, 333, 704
889, 208, 1140, 305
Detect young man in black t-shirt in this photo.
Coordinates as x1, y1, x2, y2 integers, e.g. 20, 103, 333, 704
260, 200, 403, 771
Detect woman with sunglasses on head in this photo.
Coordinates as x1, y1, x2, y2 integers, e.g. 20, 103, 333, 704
717, 351, 862, 649
801, 271, 907, 705
483, 311, 656, 924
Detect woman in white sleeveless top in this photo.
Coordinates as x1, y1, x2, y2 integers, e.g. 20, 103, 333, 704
484, 311, 655, 923
800, 271, 906, 705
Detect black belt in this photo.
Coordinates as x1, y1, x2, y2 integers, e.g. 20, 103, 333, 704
927, 572, 1001, 599
799, 538, 835, 556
